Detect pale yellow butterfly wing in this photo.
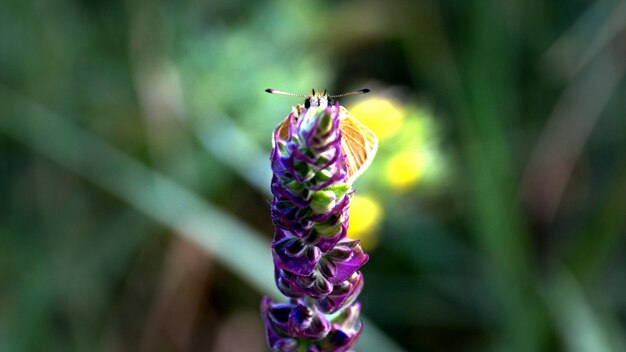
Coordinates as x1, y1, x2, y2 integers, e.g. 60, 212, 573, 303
275, 114, 290, 142
273, 106, 301, 143
339, 106, 378, 183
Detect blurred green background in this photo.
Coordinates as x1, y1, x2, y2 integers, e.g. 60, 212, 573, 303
2, 0, 626, 351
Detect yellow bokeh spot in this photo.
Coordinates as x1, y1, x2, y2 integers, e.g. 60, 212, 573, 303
386, 151, 425, 190
348, 195, 383, 250
348, 97, 405, 140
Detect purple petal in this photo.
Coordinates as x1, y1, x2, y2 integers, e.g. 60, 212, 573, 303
288, 304, 331, 340
272, 239, 320, 276
261, 297, 299, 351
272, 339, 299, 352
317, 303, 363, 352
323, 241, 368, 284
316, 272, 364, 314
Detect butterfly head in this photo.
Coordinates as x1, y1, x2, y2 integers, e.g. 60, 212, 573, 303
265, 88, 370, 111
304, 89, 331, 109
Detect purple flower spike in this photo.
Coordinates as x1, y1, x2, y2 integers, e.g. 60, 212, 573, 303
262, 94, 376, 351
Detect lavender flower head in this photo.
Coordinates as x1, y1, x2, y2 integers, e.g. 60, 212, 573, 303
262, 93, 375, 352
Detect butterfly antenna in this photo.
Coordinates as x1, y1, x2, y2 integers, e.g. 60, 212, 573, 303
265, 88, 308, 98
328, 88, 370, 98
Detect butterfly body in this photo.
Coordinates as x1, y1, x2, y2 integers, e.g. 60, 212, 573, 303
267, 88, 378, 183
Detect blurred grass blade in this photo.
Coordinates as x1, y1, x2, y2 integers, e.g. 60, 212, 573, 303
524, 3, 626, 222
461, 1, 543, 350
544, 267, 622, 352
0, 87, 405, 352
567, 163, 626, 281
194, 111, 272, 193
543, 0, 626, 77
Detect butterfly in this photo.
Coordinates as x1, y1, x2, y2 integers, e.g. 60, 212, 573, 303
266, 88, 378, 183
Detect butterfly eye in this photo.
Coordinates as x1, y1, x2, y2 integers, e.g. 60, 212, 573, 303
304, 99, 311, 109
